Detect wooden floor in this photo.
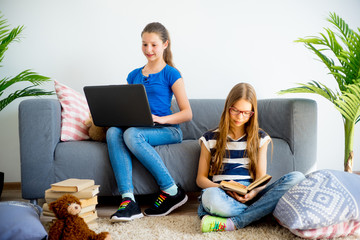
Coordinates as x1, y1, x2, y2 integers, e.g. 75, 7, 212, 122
0, 185, 200, 219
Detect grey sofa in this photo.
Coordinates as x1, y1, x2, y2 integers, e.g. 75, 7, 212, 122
19, 98, 317, 204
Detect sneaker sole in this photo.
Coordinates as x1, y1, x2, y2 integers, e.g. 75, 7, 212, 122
110, 213, 144, 222
144, 194, 188, 217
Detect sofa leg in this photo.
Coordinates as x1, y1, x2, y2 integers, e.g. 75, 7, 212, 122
30, 199, 38, 205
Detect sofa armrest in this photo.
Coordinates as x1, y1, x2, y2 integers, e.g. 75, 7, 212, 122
19, 99, 61, 200
258, 98, 317, 174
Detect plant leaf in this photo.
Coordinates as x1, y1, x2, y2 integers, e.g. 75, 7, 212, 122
0, 86, 54, 111
0, 69, 51, 92
278, 80, 337, 103
334, 83, 360, 123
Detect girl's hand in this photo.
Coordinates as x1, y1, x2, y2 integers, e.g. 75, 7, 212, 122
152, 114, 165, 124
225, 180, 255, 203
227, 191, 254, 203
227, 185, 265, 203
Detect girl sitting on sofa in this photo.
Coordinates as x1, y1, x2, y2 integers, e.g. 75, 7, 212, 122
196, 82, 305, 232
107, 22, 192, 222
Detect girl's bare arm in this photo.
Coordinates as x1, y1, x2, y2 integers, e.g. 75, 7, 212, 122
196, 143, 219, 189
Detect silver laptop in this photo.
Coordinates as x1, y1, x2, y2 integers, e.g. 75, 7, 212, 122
83, 84, 154, 127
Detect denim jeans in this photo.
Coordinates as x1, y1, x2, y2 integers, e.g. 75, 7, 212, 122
198, 171, 305, 229
106, 125, 183, 194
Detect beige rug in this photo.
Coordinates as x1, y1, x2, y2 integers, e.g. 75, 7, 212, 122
90, 216, 359, 240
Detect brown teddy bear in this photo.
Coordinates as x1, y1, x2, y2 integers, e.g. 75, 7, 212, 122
48, 194, 111, 240
84, 114, 108, 142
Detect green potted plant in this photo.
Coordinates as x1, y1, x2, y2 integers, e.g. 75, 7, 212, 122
0, 12, 54, 112
0, 12, 54, 196
279, 12, 360, 173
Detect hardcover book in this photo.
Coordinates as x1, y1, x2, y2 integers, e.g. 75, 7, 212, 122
219, 174, 272, 195
82, 210, 98, 223
45, 195, 98, 207
42, 208, 96, 219
48, 211, 98, 224
42, 203, 96, 216
50, 178, 95, 192
45, 185, 100, 199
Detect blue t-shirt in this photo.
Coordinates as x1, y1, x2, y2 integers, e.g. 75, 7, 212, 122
199, 129, 271, 184
127, 65, 181, 117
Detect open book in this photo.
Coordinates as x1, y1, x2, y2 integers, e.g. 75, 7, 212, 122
219, 174, 272, 195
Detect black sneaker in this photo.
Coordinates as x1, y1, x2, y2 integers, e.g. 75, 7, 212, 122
110, 197, 144, 222
144, 184, 188, 216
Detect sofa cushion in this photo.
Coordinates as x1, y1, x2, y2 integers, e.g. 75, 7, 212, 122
0, 201, 47, 240
55, 80, 90, 141
172, 99, 224, 140
274, 169, 360, 235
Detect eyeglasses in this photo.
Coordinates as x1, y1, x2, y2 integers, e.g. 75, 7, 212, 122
229, 107, 254, 118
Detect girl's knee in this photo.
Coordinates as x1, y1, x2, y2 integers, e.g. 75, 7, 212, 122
201, 188, 234, 217
202, 188, 218, 209
202, 187, 220, 203
123, 128, 144, 142
284, 171, 305, 185
106, 127, 123, 141
123, 128, 147, 150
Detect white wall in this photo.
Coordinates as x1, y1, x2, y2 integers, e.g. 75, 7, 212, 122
1, 0, 360, 182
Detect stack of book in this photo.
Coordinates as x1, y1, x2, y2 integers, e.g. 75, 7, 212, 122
42, 178, 100, 226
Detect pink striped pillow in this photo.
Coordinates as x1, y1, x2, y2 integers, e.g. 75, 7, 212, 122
54, 80, 90, 141
290, 220, 360, 239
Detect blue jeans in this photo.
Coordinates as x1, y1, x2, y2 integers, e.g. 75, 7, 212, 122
198, 171, 305, 229
106, 125, 183, 194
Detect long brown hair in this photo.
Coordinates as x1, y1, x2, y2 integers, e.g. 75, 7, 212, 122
141, 22, 174, 67
211, 83, 260, 179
